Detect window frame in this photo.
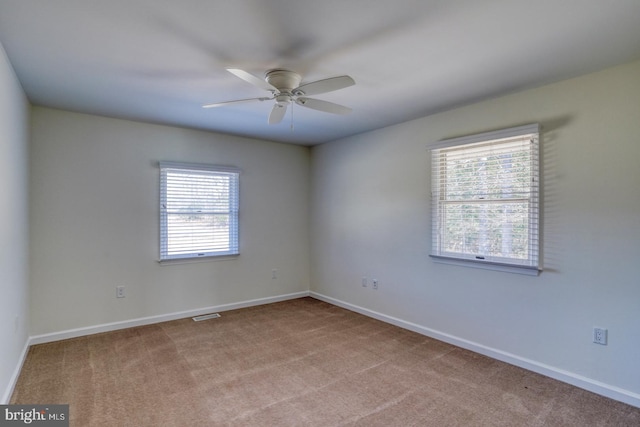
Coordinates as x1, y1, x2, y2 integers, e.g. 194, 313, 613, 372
159, 161, 240, 262
428, 124, 541, 275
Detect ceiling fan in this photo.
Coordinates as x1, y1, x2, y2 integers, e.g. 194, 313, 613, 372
203, 68, 355, 124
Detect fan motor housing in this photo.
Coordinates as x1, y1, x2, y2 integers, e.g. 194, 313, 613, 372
265, 69, 301, 92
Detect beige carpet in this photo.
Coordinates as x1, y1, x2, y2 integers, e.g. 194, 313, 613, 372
11, 297, 640, 426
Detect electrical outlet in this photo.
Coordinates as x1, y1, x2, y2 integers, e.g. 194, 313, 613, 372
372, 279, 379, 290
116, 286, 125, 298
272, 269, 278, 280
361, 277, 367, 287
593, 327, 607, 345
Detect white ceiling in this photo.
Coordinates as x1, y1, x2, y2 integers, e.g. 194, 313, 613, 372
1, 0, 640, 146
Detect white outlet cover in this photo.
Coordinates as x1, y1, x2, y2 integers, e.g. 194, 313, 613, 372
593, 327, 607, 345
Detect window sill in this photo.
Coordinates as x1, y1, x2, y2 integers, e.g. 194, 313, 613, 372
429, 255, 541, 276
158, 255, 239, 266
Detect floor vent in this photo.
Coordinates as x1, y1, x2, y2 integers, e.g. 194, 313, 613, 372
192, 313, 221, 322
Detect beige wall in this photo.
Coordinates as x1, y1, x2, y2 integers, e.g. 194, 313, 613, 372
0, 41, 30, 403
29, 108, 310, 335
310, 59, 640, 402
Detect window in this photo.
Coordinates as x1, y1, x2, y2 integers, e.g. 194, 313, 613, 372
429, 124, 540, 275
159, 162, 239, 261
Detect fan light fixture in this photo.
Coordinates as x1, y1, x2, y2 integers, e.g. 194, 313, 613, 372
203, 68, 355, 125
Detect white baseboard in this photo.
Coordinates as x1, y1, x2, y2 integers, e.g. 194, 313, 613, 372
310, 291, 640, 409
1, 338, 31, 404
30, 291, 310, 345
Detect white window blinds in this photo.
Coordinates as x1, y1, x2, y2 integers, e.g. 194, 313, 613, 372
429, 124, 540, 273
159, 162, 240, 261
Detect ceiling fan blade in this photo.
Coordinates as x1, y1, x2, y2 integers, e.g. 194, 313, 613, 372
295, 97, 352, 115
294, 75, 355, 96
226, 68, 277, 92
202, 97, 272, 108
268, 102, 288, 124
